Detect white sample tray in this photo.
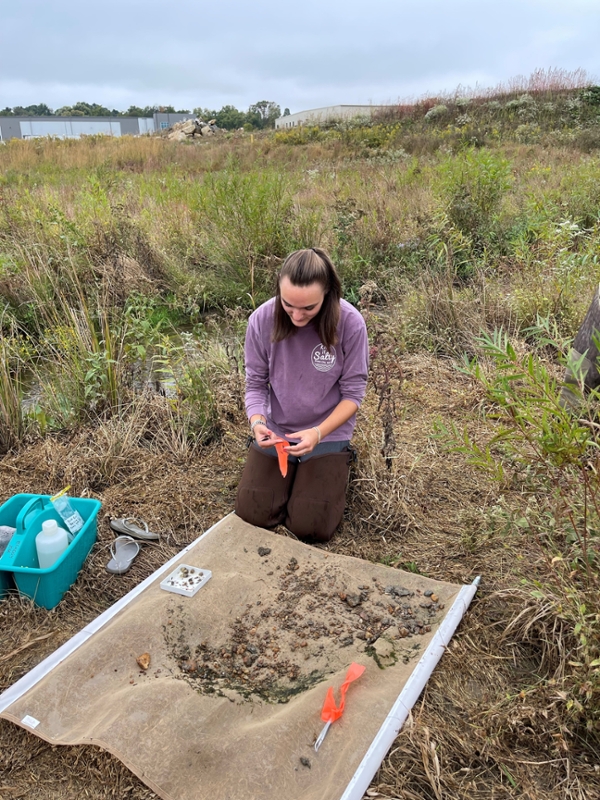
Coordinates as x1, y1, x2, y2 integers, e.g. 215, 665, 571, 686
160, 564, 212, 597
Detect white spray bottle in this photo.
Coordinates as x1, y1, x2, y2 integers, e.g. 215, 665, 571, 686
35, 520, 69, 569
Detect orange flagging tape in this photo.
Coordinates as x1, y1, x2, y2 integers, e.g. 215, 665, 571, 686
274, 441, 288, 478
321, 662, 366, 723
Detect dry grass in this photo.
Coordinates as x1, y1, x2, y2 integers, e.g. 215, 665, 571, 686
1, 344, 598, 800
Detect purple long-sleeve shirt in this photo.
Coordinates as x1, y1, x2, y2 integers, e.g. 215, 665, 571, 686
245, 298, 369, 441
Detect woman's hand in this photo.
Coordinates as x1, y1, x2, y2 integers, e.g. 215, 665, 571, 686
252, 422, 282, 448
284, 427, 320, 457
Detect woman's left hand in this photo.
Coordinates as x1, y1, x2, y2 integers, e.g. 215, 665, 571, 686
285, 428, 320, 457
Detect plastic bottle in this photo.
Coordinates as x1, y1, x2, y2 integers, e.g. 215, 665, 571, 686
51, 493, 84, 540
35, 520, 69, 569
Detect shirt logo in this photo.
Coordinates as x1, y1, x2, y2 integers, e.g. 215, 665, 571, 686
312, 344, 337, 372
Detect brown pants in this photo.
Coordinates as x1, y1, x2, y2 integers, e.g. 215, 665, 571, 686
235, 445, 353, 542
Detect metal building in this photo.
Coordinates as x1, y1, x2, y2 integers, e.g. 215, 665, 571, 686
0, 113, 195, 142
275, 105, 392, 129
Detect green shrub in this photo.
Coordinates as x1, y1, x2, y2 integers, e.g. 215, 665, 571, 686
581, 86, 600, 106
425, 104, 449, 121
437, 148, 513, 251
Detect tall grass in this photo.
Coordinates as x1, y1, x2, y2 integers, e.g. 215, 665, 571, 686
195, 169, 296, 304
0, 321, 24, 453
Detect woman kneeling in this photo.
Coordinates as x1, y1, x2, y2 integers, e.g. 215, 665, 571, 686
235, 248, 369, 542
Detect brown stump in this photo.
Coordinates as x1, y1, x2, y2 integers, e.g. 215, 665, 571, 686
559, 284, 600, 408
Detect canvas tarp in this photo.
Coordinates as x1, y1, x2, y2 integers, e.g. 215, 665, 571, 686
0, 515, 473, 800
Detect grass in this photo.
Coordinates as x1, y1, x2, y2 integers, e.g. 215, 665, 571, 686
1, 73, 600, 798
0, 325, 24, 452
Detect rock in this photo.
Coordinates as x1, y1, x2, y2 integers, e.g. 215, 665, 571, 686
201, 126, 213, 136
168, 130, 188, 142
136, 652, 151, 670
345, 594, 362, 608
385, 585, 413, 598
181, 120, 197, 135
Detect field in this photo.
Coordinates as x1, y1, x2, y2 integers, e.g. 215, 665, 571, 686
1, 76, 600, 799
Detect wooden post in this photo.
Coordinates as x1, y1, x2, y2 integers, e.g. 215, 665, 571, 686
559, 284, 600, 408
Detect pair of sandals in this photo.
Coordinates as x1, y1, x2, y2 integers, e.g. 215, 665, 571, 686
106, 517, 159, 575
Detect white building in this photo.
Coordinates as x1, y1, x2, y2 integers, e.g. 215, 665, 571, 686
275, 105, 392, 129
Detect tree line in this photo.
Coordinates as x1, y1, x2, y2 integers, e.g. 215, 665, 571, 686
0, 101, 290, 130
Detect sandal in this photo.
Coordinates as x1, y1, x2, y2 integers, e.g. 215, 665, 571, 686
109, 517, 159, 541
106, 535, 140, 574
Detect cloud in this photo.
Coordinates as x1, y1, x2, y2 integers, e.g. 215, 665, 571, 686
1, 0, 598, 113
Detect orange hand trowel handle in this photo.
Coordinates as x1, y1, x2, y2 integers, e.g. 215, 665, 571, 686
321, 662, 365, 723
274, 441, 288, 478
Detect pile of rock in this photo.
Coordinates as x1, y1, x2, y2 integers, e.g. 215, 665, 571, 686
165, 118, 221, 142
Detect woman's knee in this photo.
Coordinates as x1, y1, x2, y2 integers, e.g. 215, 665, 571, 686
285, 450, 352, 542
235, 444, 297, 528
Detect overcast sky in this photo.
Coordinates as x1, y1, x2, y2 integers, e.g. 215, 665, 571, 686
2, 0, 599, 114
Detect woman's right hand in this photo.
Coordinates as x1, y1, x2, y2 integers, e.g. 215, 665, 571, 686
252, 422, 281, 448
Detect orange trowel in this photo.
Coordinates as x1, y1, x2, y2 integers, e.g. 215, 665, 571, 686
314, 662, 366, 751
274, 441, 289, 477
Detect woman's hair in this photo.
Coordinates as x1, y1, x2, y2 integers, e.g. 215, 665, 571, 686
272, 248, 342, 349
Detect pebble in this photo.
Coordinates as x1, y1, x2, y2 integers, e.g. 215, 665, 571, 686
345, 594, 362, 608
385, 585, 413, 598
